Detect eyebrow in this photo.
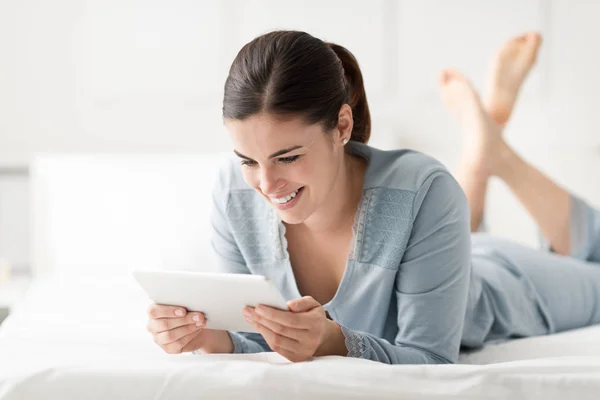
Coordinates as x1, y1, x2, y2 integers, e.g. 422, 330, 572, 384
233, 145, 303, 160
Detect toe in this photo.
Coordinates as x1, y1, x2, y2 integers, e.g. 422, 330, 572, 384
440, 68, 464, 85
439, 69, 453, 85
526, 32, 542, 45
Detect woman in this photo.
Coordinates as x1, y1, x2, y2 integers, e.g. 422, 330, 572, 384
146, 31, 600, 365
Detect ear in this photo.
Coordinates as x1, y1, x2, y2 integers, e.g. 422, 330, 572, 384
335, 104, 353, 145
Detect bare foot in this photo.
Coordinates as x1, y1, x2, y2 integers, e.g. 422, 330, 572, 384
484, 32, 542, 126
439, 68, 503, 174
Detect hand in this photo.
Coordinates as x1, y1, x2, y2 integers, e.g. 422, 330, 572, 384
147, 303, 230, 354
243, 296, 343, 362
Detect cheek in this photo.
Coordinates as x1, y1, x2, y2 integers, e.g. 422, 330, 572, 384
294, 161, 313, 183
311, 154, 336, 181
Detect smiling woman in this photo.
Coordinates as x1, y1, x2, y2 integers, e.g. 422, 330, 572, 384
222, 30, 369, 229
144, 30, 600, 365
210, 31, 470, 363
226, 113, 363, 226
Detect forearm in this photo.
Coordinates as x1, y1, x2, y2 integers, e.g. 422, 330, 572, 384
315, 322, 454, 364
495, 144, 570, 254
315, 320, 348, 357
332, 325, 452, 364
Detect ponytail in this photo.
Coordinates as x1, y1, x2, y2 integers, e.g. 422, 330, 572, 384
328, 43, 371, 144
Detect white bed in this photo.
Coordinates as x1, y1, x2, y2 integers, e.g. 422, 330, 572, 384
1, 155, 599, 399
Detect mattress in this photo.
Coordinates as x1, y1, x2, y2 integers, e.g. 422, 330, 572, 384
1, 274, 599, 399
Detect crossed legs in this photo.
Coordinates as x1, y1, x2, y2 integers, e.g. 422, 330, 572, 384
440, 32, 572, 255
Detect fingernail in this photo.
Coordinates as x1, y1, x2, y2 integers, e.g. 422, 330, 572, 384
196, 322, 204, 328
255, 307, 264, 316
242, 309, 252, 319
193, 314, 200, 322
175, 309, 184, 317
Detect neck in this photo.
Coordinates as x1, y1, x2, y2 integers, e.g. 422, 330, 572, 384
301, 153, 364, 235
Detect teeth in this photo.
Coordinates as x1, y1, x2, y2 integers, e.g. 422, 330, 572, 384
273, 188, 300, 204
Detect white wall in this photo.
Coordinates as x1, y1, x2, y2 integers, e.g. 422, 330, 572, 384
0, 0, 599, 271
0, 175, 29, 271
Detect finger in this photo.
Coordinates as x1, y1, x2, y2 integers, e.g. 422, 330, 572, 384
251, 305, 310, 329
249, 312, 308, 341
147, 312, 206, 333
287, 296, 321, 313
250, 319, 299, 353
147, 303, 188, 319
162, 329, 201, 355
154, 323, 203, 346
275, 348, 310, 363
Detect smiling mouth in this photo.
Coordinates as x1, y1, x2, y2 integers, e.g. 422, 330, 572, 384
271, 187, 304, 204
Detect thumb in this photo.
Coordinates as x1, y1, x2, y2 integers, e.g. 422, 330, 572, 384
287, 296, 321, 313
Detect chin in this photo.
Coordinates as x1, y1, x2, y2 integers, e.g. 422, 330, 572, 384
276, 210, 307, 225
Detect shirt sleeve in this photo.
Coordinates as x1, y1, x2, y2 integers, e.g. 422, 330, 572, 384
208, 178, 272, 354
538, 194, 600, 263
339, 171, 472, 364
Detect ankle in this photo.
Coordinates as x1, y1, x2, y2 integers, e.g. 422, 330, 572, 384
488, 107, 509, 127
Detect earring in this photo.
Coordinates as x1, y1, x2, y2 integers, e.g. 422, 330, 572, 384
342, 138, 349, 145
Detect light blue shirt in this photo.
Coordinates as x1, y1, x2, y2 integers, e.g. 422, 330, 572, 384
209, 141, 600, 364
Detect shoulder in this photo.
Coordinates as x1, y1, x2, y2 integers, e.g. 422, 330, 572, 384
356, 143, 453, 193
355, 143, 467, 220
351, 143, 468, 270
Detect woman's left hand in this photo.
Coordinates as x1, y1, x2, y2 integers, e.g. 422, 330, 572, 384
243, 296, 343, 362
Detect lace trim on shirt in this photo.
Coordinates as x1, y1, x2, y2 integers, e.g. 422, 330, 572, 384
349, 189, 371, 260
340, 325, 371, 359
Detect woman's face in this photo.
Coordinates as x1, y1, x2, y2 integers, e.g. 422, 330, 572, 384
226, 112, 347, 225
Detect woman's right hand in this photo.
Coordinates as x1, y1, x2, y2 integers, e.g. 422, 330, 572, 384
147, 303, 232, 354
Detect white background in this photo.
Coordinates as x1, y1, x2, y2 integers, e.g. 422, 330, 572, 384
1, 0, 599, 272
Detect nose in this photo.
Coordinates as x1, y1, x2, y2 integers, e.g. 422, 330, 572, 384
258, 165, 284, 195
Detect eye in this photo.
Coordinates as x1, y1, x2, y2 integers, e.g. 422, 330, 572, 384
240, 159, 258, 167
278, 155, 300, 164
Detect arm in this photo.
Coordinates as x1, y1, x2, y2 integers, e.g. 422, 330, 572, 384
337, 172, 472, 364
205, 182, 272, 354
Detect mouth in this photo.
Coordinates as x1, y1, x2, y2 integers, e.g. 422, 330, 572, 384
270, 187, 304, 209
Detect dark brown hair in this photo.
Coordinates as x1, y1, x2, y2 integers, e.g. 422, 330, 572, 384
222, 30, 371, 144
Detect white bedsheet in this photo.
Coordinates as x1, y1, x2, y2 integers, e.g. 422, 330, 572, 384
1, 275, 599, 399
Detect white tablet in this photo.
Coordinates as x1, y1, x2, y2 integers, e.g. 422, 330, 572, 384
133, 270, 289, 333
